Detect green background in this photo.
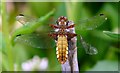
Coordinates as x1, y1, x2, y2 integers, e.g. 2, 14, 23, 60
1, 2, 119, 72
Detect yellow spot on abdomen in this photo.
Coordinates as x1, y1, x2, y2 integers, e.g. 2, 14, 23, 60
56, 35, 68, 64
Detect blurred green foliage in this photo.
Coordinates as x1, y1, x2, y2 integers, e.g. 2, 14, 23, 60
103, 31, 120, 39
1, 2, 119, 72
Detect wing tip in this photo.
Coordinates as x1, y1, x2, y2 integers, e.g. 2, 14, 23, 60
99, 13, 107, 20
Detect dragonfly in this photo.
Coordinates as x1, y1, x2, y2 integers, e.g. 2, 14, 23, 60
14, 13, 107, 64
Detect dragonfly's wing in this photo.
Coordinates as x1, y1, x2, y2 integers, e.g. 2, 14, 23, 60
80, 35, 98, 55
76, 14, 107, 30
14, 33, 55, 49
16, 14, 36, 25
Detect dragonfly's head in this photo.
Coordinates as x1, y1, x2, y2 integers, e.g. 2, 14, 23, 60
56, 16, 68, 26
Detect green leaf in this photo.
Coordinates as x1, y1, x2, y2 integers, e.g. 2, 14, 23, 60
103, 31, 119, 39
89, 60, 118, 71
76, 14, 107, 30
0, 32, 5, 53
0, 32, 2, 51
11, 9, 55, 46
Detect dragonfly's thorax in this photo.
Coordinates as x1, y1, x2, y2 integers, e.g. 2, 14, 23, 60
55, 16, 69, 35
57, 29, 67, 36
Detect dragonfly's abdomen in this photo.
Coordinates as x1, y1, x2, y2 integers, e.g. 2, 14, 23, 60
56, 35, 68, 64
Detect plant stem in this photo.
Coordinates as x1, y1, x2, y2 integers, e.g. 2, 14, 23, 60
2, 1, 14, 70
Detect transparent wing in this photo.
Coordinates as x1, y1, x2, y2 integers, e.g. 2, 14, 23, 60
80, 35, 98, 55
16, 14, 36, 25
14, 33, 55, 49
76, 14, 107, 30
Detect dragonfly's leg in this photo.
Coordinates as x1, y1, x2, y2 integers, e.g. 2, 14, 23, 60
49, 24, 59, 29
48, 32, 58, 40
67, 32, 77, 40
67, 24, 75, 29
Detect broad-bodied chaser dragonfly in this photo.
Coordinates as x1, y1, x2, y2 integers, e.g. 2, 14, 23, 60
14, 13, 107, 64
